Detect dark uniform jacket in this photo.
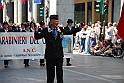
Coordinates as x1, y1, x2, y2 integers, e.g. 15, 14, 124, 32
34, 26, 79, 59
64, 25, 76, 36
0, 29, 13, 32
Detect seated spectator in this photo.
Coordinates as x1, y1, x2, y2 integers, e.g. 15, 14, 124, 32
94, 36, 113, 56
113, 39, 123, 58
90, 40, 102, 55
103, 36, 113, 57
120, 40, 124, 59
93, 40, 106, 55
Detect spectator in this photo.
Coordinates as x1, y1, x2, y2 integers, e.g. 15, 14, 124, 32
106, 22, 114, 41
94, 23, 100, 41
113, 39, 122, 58
78, 22, 86, 52
84, 25, 91, 54
113, 22, 118, 42
103, 36, 113, 57
90, 27, 97, 53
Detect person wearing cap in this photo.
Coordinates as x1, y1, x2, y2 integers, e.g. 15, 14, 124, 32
64, 19, 75, 66
0, 21, 13, 68
23, 24, 33, 67
34, 15, 80, 83
16, 23, 29, 67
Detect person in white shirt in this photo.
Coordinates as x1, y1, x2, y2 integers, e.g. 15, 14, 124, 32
105, 22, 114, 40
112, 22, 118, 43
84, 25, 91, 53
78, 23, 86, 52
94, 23, 100, 41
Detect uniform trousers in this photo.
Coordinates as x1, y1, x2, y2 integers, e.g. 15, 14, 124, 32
66, 58, 70, 63
24, 59, 29, 65
4, 60, 9, 65
46, 58, 63, 83
40, 59, 44, 63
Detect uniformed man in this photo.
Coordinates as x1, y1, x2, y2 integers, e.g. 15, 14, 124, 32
64, 19, 75, 66
0, 21, 13, 68
39, 21, 46, 66
34, 15, 79, 83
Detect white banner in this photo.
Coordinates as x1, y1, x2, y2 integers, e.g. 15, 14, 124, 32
0, 32, 73, 60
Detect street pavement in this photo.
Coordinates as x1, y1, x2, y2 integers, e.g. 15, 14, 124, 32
0, 50, 124, 83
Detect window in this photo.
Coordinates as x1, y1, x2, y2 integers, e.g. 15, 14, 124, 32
87, 2, 92, 25
74, 3, 85, 24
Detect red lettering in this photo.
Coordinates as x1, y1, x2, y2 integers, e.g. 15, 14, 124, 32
32, 48, 36, 52
23, 48, 36, 52
6, 36, 9, 40
2, 36, 5, 41
12, 36, 16, 41
23, 49, 26, 52
30, 36, 36, 40
9, 36, 11, 41
23, 49, 30, 52
27, 49, 30, 52
22, 36, 27, 40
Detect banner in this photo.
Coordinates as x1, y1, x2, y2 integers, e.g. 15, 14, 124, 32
118, 2, 124, 40
0, 32, 73, 60
0, 0, 4, 9
62, 35, 73, 58
34, 0, 42, 4
22, 0, 26, 5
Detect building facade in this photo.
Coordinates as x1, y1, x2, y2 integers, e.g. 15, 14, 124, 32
0, 0, 44, 23
74, 0, 124, 25
0, 0, 124, 25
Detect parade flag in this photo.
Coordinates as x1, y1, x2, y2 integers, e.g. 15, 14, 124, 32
118, 2, 124, 40
22, 0, 26, 5
3, 0, 6, 2
0, 0, 4, 9
34, 0, 42, 4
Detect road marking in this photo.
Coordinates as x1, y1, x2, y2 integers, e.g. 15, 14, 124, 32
100, 75, 124, 79
64, 68, 118, 83
26, 78, 45, 82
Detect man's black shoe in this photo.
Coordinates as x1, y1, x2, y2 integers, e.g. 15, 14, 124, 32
40, 63, 45, 66
25, 64, 29, 67
67, 63, 72, 66
4, 65, 8, 68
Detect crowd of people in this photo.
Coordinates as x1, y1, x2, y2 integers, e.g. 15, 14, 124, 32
0, 19, 124, 68
74, 21, 124, 59
0, 17, 124, 83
